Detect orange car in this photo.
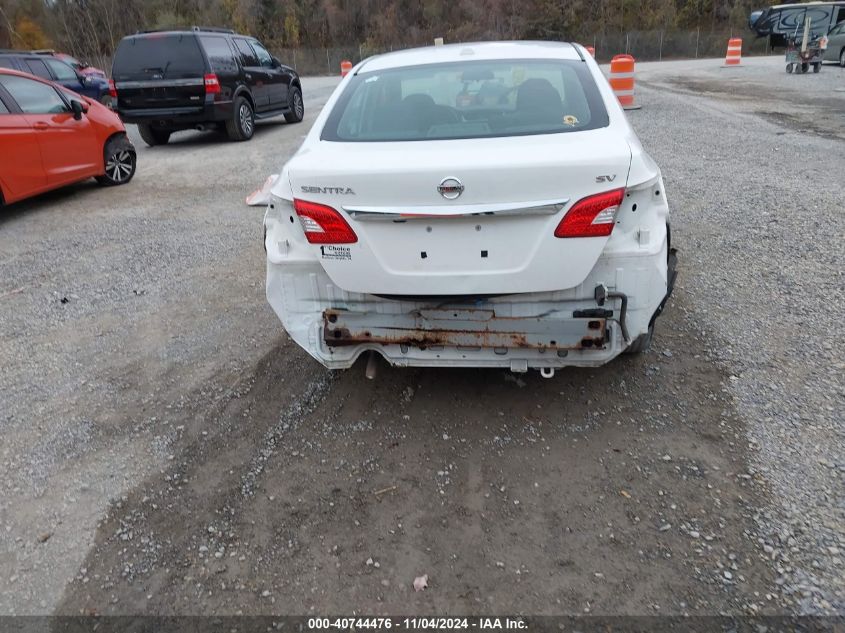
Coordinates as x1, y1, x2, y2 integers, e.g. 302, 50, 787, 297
0, 67, 135, 206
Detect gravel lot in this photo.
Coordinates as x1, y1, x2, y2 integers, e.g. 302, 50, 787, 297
0, 57, 842, 617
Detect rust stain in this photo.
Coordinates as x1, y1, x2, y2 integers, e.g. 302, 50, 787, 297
323, 309, 608, 351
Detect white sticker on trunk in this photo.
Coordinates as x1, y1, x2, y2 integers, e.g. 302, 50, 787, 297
320, 245, 352, 261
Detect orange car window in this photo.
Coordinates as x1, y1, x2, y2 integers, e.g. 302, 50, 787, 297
0, 75, 69, 115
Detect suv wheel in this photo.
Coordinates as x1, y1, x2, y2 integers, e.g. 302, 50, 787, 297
138, 124, 171, 147
840, 48, 845, 68
96, 135, 136, 186
285, 86, 304, 124
227, 96, 255, 141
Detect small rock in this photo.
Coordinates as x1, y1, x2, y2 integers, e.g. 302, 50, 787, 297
37, 532, 52, 543
413, 575, 428, 592
659, 523, 672, 532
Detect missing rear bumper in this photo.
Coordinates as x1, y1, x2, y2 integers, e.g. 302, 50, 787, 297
323, 307, 608, 351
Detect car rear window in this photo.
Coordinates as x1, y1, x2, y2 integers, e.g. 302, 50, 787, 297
24, 59, 52, 80
233, 38, 258, 66
322, 58, 609, 142
199, 36, 238, 74
112, 34, 205, 80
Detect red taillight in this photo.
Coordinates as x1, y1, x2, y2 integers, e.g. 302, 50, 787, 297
294, 199, 358, 244
554, 188, 625, 238
108, 79, 117, 98
204, 73, 221, 95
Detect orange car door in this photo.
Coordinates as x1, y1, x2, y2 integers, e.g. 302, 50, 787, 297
0, 74, 98, 187
26, 110, 99, 186
0, 87, 47, 202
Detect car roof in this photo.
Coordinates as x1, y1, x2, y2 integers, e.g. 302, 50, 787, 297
0, 67, 53, 86
128, 27, 247, 38
769, 1, 845, 8
359, 41, 583, 73
0, 52, 49, 59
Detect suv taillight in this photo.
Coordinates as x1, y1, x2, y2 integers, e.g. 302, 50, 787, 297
108, 79, 117, 98
554, 188, 625, 238
204, 73, 221, 95
294, 199, 358, 244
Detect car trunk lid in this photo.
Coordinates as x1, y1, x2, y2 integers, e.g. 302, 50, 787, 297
287, 130, 632, 296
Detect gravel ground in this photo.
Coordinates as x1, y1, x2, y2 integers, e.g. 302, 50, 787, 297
0, 57, 842, 617
633, 55, 845, 613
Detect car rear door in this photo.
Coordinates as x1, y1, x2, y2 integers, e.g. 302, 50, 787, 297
232, 38, 270, 110
112, 33, 207, 113
0, 81, 47, 202
251, 39, 289, 108
0, 74, 99, 187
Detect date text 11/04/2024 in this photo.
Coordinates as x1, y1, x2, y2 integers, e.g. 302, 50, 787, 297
307, 618, 528, 630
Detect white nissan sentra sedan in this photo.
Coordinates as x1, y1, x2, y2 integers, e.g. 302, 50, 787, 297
263, 41, 677, 376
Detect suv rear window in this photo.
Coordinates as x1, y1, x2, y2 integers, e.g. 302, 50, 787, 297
199, 36, 238, 74
113, 34, 204, 80
322, 59, 609, 142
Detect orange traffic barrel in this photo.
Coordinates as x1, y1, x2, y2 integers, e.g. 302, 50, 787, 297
609, 54, 640, 110
586, 46, 596, 58
724, 38, 742, 66
340, 60, 353, 77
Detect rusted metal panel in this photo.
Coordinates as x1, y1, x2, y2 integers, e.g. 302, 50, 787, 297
323, 308, 607, 350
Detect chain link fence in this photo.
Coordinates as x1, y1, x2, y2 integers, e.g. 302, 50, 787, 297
583, 30, 771, 63
275, 31, 772, 76
82, 31, 772, 78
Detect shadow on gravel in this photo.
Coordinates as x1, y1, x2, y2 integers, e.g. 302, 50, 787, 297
141, 119, 298, 149
56, 292, 777, 616
0, 181, 102, 227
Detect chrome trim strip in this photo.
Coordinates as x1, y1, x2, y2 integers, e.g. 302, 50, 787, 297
115, 78, 204, 88
342, 199, 570, 221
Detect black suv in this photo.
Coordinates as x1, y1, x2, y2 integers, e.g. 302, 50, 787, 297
111, 27, 303, 145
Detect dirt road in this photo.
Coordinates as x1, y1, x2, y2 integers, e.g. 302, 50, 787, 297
1, 58, 842, 617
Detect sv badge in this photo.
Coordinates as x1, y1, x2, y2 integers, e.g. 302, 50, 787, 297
595, 175, 617, 183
